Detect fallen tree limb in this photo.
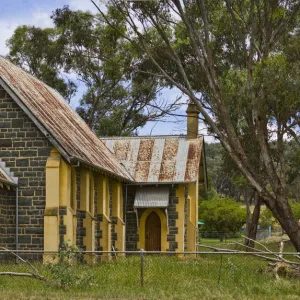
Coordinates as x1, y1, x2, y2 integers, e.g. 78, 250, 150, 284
0, 272, 46, 281
242, 236, 300, 266
0, 247, 47, 281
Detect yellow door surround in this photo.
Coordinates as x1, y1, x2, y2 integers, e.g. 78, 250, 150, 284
138, 208, 168, 252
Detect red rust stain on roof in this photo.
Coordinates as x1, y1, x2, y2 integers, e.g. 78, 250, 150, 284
135, 161, 151, 182
185, 142, 201, 182
137, 139, 155, 161
134, 139, 154, 181
159, 139, 179, 182
113, 141, 130, 161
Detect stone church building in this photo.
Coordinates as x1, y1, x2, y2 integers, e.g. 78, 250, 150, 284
0, 56, 207, 260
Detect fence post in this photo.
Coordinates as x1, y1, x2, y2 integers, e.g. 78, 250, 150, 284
140, 249, 144, 287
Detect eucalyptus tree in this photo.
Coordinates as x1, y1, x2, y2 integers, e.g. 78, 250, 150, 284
6, 6, 179, 136
92, 0, 300, 249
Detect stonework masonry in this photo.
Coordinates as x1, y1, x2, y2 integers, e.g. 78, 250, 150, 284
0, 187, 16, 250
0, 86, 53, 251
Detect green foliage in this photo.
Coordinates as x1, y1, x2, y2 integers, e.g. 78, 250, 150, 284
6, 6, 177, 136
48, 240, 93, 289
6, 26, 76, 101
259, 208, 277, 229
199, 197, 246, 237
290, 202, 300, 221
57, 240, 82, 262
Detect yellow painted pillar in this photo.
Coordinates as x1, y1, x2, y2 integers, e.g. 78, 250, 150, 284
59, 160, 76, 246
44, 149, 61, 263
187, 183, 198, 252
98, 175, 111, 253
175, 185, 185, 252
80, 169, 95, 263
112, 181, 125, 251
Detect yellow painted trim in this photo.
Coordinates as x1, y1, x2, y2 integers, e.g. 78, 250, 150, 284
138, 208, 168, 251
59, 159, 71, 207
100, 214, 111, 251
89, 173, 94, 215
44, 148, 61, 256
80, 169, 90, 211
187, 182, 199, 252
112, 180, 122, 218
70, 168, 76, 212
97, 175, 110, 219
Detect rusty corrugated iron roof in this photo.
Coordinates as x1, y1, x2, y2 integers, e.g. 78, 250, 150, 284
0, 57, 132, 181
0, 159, 18, 186
102, 136, 203, 183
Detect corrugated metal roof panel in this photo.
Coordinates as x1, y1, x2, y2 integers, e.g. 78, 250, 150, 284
134, 187, 169, 207
102, 136, 203, 183
0, 57, 132, 181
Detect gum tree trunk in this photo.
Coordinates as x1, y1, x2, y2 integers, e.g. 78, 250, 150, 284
245, 194, 261, 249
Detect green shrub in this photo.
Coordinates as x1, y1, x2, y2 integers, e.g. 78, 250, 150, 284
48, 240, 94, 289
199, 196, 246, 241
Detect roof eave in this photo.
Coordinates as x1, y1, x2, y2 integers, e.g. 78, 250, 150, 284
0, 178, 18, 187
70, 156, 134, 183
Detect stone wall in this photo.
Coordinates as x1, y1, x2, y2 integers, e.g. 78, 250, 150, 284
0, 187, 16, 249
0, 86, 53, 250
166, 185, 179, 251
125, 185, 138, 251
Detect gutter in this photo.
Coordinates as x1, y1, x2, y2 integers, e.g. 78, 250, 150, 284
124, 181, 197, 186
70, 156, 133, 183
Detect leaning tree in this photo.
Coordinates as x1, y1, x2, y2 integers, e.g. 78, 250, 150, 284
91, 0, 300, 249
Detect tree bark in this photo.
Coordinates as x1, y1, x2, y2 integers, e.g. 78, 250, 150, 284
245, 193, 261, 249
263, 194, 300, 252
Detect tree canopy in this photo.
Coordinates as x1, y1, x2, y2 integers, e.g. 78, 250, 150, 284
94, 0, 300, 250
6, 6, 179, 136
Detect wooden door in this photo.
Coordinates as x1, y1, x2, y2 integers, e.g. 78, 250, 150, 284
145, 211, 161, 251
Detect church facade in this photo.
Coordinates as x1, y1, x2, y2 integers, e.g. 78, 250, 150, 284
0, 57, 207, 260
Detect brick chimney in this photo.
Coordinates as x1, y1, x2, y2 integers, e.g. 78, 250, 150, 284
186, 102, 199, 139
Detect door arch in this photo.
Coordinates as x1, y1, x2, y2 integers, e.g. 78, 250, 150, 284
145, 212, 161, 251
138, 208, 167, 251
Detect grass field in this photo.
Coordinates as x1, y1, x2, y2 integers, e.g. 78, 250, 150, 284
0, 250, 300, 300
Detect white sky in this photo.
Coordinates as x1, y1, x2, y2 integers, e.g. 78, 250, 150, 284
0, 0, 215, 142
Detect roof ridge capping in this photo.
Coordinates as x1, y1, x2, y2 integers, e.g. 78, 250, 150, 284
0, 56, 132, 182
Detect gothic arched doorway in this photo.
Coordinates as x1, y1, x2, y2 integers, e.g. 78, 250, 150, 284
145, 211, 161, 251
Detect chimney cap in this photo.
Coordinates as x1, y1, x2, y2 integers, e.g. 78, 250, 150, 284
186, 102, 199, 114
